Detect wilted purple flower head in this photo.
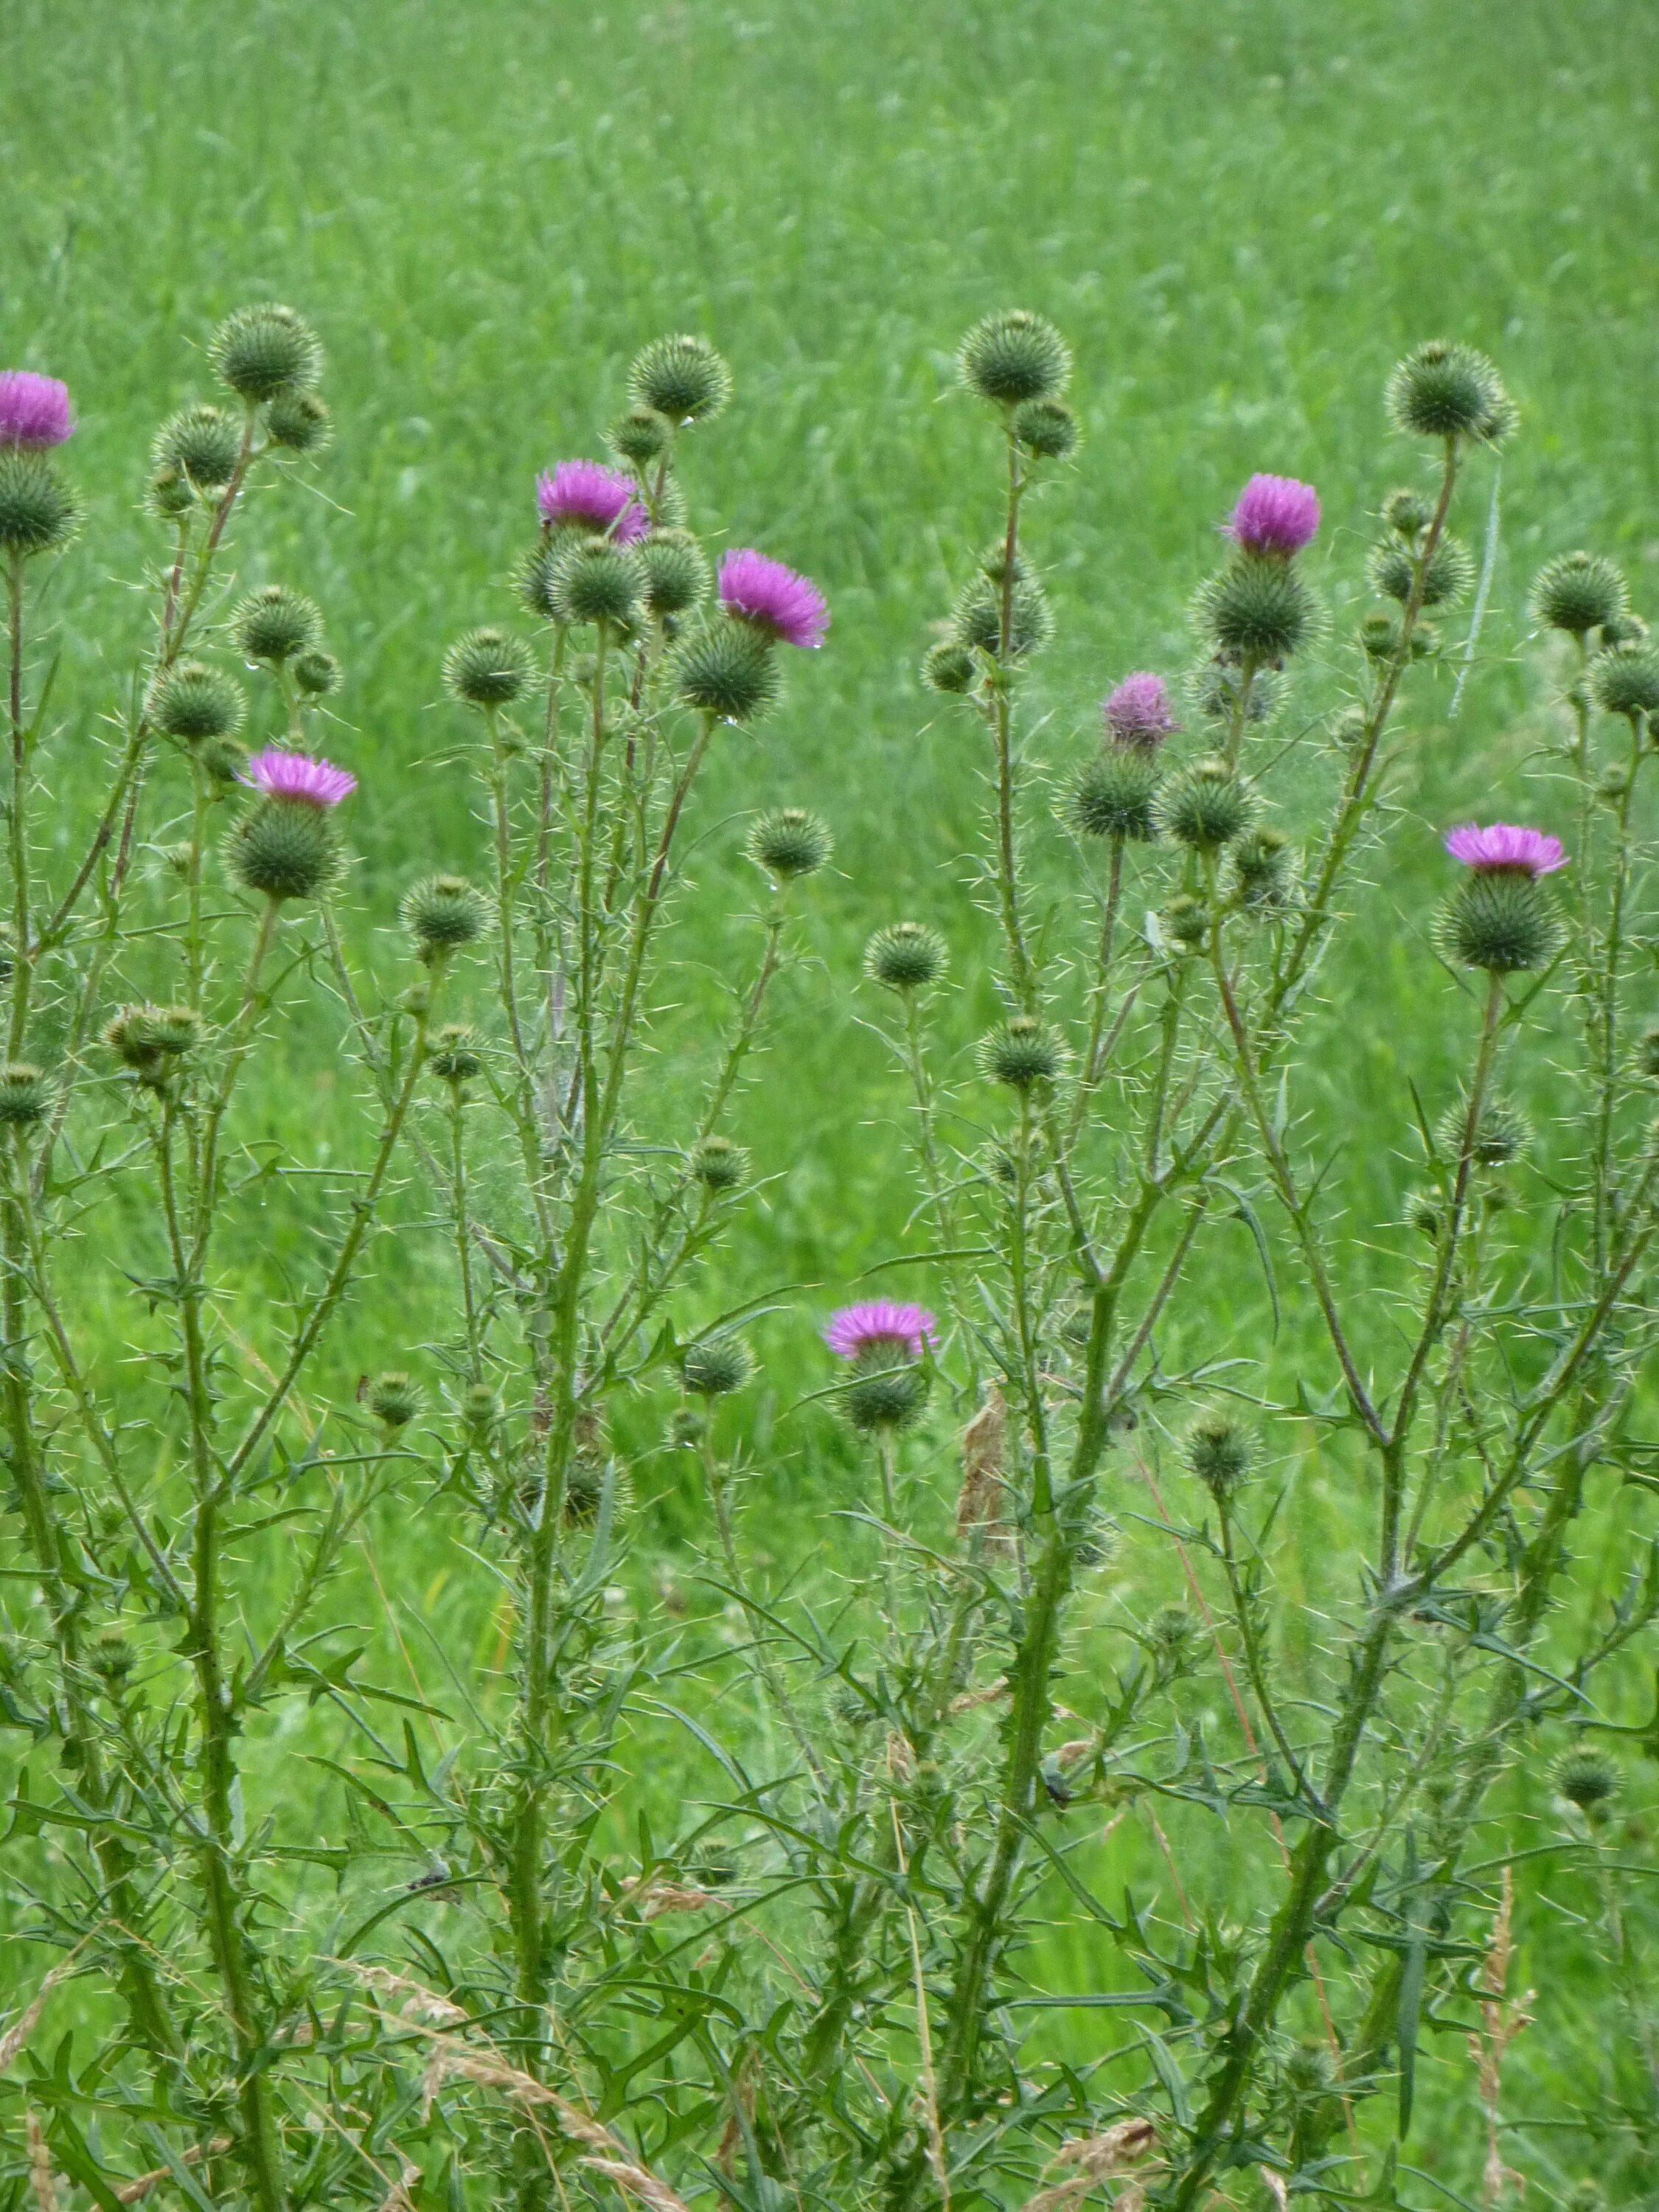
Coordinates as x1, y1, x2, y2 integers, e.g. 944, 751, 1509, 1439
242, 747, 356, 808
0, 372, 73, 450
535, 459, 648, 546
717, 549, 829, 649
1103, 672, 1178, 747
1226, 473, 1321, 557
824, 1299, 937, 1360
1444, 822, 1565, 877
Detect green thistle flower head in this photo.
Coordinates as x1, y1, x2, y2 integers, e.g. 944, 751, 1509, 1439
629, 335, 732, 425
682, 1335, 754, 1398
209, 303, 323, 403
636, 529, 710, 619
1530, 550, 1627, 638
1183, 1409, 1253, 1494
232, 583, 323, 665
978, 1015, 1061, 1091
671, 619, 779, 723
148, 661, 245, 742
0, 452, 77, 559
1196, 555, 1313, 666
153, 403, 241, 489
1072, 749, 1160, 842
865, 921, 947, 992
442, 626, 535, 709
748, 807, 832, 880
1386, 340, 1512, 443
957, 309, 1071, 406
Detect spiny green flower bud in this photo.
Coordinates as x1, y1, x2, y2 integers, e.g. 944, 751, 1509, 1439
957, 309, 1071, 406
1530, 550, 1627, 638
1146, 1603, 1198, 1666
366, 1371, 422, 1430
1381, 487, 1434, 538
103, 1003, 204, 1085
226, 799, 341, 902
977, 1015, 1060, 1091
147, 660, 244, 742
550, 541, 641, 628
0, 453, 77, 559
1329, 703, 1369, 750
148, 463, 195, 518
1439, 1093, 1530, 1169
1638, 1028, 1659, 1079
428, 1025, 484, 1084
976, 540, 1027, 586
689, 1134, 748, 1190
1231, 826, 1293, 906
1073, 749, 1159, 842
1554, 1745, 1618, 1809
1158, 756, 1256, 850
1197, 556, 1312, 666
636, 528, 709, 618
628, 334, 732, 425
1590, 641, 1659, 720
1599, 611, 1648, 650
1436, 876, 1560, 973
402, 874, 489, 957
1011, 397, 1079, 459
682, 1335, 753, 1398
1282, 2042, 1337, 2104
843, 1349, 929, 1433
608, 406, 672, 467
1163, 894, 1208, 950
1360, 610, 1402, 661
153, 403, 241, 489
1403, 1189, 1441, 1237
90, 1626, 135, 1682
293, 647, 341, 699
865, 921, 947, 991
210, 303, 323, 403
461, 1381, 501, 1431
1186, 658, 1282, 728
199, 737, 248, 787
922, 639, 978, 695
442, 625, 535, 709
0, 1064, 50, 1129
1369, 533, 1475, 610
671, 619, 779, 723
515, 538, 566, 621
952, 575, 1054, 661
1386, 340, 1510, 443
748, 806, 832, 880
232, 583, 323, 664
266, 389, 331, 455
1183, 1408, 1253, 1493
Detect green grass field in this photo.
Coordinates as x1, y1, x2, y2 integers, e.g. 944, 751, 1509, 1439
4, 0, 1658, 2198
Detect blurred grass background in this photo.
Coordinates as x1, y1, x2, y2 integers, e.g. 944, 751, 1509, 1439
3, 0, 1658, 2198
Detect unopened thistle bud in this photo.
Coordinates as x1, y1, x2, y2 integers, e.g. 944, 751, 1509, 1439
1554, 1745, 1618, 1810
671, 619, 779, 723
1386, 340, 1512, 444
103, 1004, 204, 1086
550, 540, 641, 627
1197, 556, 1312, 666
977, 1015, 1060, 1090
952, 574, 1054, 661
689, 1134, 748, 1190
608, 406, 672, 467
1183, 1408, 1253, 1494
427, 1025, 484, 1084
922, 639, 978, 694
748, 807, 832, 880
148, 463, 194, 518
1589, 641, 1659, 720
210, 303, 323, 403
266, 388, 331, 455
232, 583, 323, 664
682, 1335, 753, 1398
865, 921, 947, 991
1010, 397, 1079, 459
1530, 549, 1627, 638
293, 647, 341, 698
1158, 756, 1256, 850
1404, 1189, 1441, 1237
628, 334, 732, 425
1369, 533, 1475, 609
199, 737, 248, 787
515, 538, 566, 621
1599, 610, 1648, 650
1073, 749, 1160, 841
366, 1372, 422, 1430
957, 309, 1071, 406
1436, 877, 1561, 973
1186, 658, 1281, 728
0, 452, 77, 558
1381, 487, 1434, 538
1638, 1028, 1659, 1079
148, 661, 245, 742
1231, 825, 1293, 905
0, 1064, 50, 1129
402, 874, 489, 959
153, 403, 241, 489
461, 1382, 501, 1432
442, 625, 535, 708
1329, 703, 1369, 749
843, 1349, 930, 1433
226, 800, 341, 902
1163, 893, 1209, 949
1439, 1093, 1530, 1169
636, 529, 709, 618
1146, 1603, 1198, 1666
90, 1626, 135, 1682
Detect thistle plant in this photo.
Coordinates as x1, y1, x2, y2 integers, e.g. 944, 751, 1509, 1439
0, 303, 1654, 2212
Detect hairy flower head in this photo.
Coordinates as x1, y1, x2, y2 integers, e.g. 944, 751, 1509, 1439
1443, 822, 1565, 877
535, 459, 648, 545
1226, 473, 1321, 557
824, 1300, 937, 1360
717, 549, 829, 649
241, 747, 356, 807
0, 371, 73, 449
1104, 672, 1178, 747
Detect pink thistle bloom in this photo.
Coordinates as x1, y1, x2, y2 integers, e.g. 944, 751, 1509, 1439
1104, 672, 1178, 746
535, 459, 649, 545
242, 747, 357, 808
824, 1299, 937, 1361
1444, 821, 1566, 877
1226, 473, 1321, 557
0, 371, 74, 449
717, 549, 829, 649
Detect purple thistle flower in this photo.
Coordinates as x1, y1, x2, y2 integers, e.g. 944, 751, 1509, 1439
717, 549, 829, 649
242, 747, 357, 808
0, 371, 74, 450
1444, 822, 1566, 877
535, 459, 649, 546
1103, 672, 1178, 747
824, 1300, 937, 1360
1226, 473, 1321, 557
